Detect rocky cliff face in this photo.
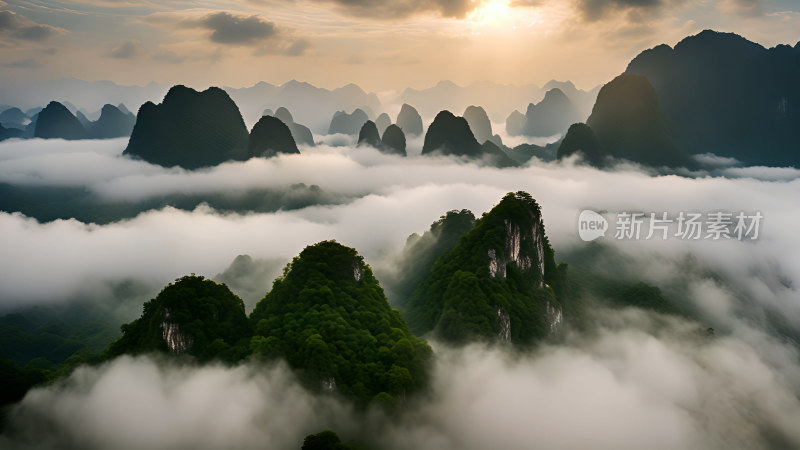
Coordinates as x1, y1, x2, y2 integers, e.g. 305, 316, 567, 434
487, 216, 545, 286
159, 308, 193, 353
105, 275, 251, 362
488, 193, 547, 284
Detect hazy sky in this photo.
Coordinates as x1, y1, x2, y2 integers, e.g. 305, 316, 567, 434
0, 0, 798, 91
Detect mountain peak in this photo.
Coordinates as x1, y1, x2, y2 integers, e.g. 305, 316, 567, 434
34, 101, 88, 140
106, 275, 251, 362
250, 240, 431, 403
124, 84, 248, 169
404, 191, 564, 344
542, 87, 569, 102
248, 115, 299, 158
421, 110, 480, 157
396, 103, 423, 136
675, 29, 765, 52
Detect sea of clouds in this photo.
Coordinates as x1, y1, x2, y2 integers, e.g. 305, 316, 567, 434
1, 136, 799, 449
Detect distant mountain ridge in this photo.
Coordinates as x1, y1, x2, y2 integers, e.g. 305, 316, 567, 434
226, 80, 381, 133
397, 80, 598, 122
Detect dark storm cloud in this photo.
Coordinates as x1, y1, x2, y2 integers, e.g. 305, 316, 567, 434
307, 0, 478, 19
0, 9, 60, 41
201, 12, 276, 45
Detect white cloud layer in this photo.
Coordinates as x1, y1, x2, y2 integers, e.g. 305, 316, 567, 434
4, 309, 800, 449
0, 137, 799, 448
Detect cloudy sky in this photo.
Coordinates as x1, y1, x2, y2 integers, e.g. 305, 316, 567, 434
0, 0, 799, 91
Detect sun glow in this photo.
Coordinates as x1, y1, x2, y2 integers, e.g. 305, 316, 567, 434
469, 0, 515, 27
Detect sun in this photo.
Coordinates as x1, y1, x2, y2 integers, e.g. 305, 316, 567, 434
468, 0, 515, 27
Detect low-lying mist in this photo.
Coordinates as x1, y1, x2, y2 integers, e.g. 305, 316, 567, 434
3, 306, 800, 450
0, 137, 799, 448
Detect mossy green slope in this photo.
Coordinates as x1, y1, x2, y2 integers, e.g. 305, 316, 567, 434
404, 192, 567, 345
250, 241, 431, 404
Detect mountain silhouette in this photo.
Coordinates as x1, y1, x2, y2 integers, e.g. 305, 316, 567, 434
88, 104, 136, 138
75, 110, 91, 130
463, 105, 493, 143
505, 143, 556, 164
522, 88, 581, 137
422, 110, 481, 157
274, 106, 315, 146
422, 110, 516, 166
381, 124, 407, 156
557, 123, 604, 165
124, 85, 249, 169
375, 112, 391, 135
0, 122, 23, 141
0, 107, 28, 130
328, 108, 369, 135
505, 110, 525, 136
584, 74, 693, 167
357, 120, 382, 148
34, 101, 88, 140
626, 29, 800, 166
396, 103, 423, 136
248, 115, 300, 158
